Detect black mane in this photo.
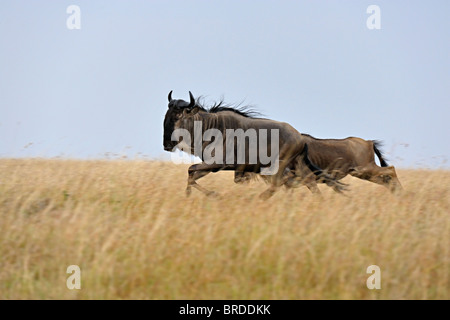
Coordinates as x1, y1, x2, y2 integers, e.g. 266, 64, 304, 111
195, 97, 264, 119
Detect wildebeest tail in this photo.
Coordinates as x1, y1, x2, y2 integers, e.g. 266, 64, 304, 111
300, 144, 323, 176
300, 144, 332, 178
299, 144, 347, 191
372, 140, 389, 167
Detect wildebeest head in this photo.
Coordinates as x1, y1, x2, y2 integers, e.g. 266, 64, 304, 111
163, 91, 198, 151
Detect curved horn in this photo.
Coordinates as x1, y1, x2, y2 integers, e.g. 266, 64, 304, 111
168, 90, 173, 102
188, 91, 195, 108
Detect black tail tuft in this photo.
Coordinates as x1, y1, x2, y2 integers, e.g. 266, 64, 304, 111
373, 140, 389, 167
301, 143, 348, 192
301, 144, 321, 176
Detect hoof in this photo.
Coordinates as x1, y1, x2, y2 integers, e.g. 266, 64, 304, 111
206, 191, 219, 198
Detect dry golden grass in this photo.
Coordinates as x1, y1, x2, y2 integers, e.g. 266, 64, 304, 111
0, 159, 448, 299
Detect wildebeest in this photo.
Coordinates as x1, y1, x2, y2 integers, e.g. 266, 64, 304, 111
296, 134, 402, 192
163, 91, 345, 199
242, 134, 403, 193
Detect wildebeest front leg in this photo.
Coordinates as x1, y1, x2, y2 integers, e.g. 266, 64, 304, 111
186, 163, 230, 197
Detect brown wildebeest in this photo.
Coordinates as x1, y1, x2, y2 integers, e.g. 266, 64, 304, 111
163, 91, 346, 199
245, 134, 402, 193
295, 134, 402, 192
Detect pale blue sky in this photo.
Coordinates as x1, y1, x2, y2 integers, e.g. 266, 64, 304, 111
1, 1, 449, 168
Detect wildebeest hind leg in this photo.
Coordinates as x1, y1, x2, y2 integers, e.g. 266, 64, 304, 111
259, 164, 292, 200
259, 185, 279, 200
306, 183, 321, 194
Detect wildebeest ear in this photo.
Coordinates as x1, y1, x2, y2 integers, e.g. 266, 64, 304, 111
182, 106, 200, 117
190, 106, 200, 115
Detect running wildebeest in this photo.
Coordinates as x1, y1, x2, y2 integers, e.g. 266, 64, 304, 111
295, 134, 402, 192
241, 134, 403, 193
163, 91, 346, 199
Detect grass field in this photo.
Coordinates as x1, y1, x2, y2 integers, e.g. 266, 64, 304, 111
0, 159, 448, 299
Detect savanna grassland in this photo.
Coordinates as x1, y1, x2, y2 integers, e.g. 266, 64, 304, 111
0, 159, 448, 299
